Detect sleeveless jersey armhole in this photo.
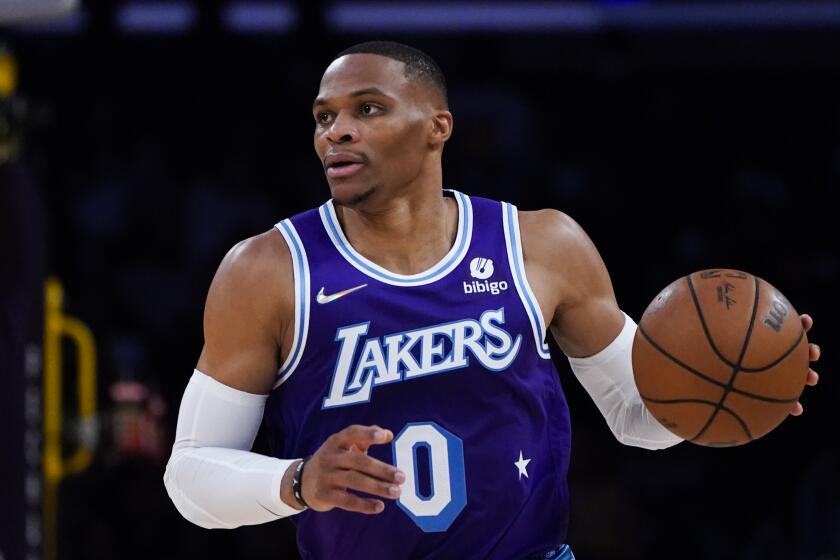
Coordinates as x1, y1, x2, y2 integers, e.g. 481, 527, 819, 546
501, 202, 552, 360
273, 219, 311, 388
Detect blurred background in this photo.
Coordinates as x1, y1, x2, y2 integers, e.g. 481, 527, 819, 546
1, 1, 838, 559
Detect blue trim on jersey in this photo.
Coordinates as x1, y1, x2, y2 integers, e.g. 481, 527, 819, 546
521, 543, 574, 560
502, 203, 551, 359
274, 219, 310, 386
319, 190, 473, 286
558, 544, 575, 560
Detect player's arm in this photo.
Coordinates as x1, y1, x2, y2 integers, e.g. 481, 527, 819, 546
163, 230, 404, 529
519, 209, 683, 449
163, 230, 305, 528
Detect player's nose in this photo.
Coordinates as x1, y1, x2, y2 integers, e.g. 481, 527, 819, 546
326, 111, 359, 144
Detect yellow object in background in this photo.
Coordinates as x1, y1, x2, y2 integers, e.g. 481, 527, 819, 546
0, 49, 18, 97
43, 278, 98, 560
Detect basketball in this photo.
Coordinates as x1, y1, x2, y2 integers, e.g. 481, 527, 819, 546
632, 269, 809, 447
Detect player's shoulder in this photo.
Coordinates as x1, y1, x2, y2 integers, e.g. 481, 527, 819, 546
518, 208, 580, 236
517, 208, 595, 266
225, 228, 290, 267
518, 208, 613, 314
213, 228, 292, 299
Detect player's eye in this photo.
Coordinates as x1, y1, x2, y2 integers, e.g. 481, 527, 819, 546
316, 112, 333, 125
360, 103, 382, 116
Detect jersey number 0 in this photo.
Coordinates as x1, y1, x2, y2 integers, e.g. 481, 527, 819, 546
391, 422, 467, 532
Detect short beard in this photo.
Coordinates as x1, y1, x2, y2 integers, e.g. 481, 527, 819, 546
333, 185, 376, 208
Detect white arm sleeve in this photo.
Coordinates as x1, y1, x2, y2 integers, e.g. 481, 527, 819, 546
163, 370, 302, 528
567, 312, 684, 450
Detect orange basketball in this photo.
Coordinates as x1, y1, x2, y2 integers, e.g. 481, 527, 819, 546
632, 269, 809, 447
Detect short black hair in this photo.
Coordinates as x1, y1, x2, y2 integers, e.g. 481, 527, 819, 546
335, 41, 448, 107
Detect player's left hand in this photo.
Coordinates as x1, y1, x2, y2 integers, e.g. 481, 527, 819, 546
791, 314, 820, 416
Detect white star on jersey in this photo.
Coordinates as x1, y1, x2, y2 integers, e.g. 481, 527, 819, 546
514, 450, 531, 479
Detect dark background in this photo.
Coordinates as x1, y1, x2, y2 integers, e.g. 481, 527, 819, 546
1, 1, 838, 559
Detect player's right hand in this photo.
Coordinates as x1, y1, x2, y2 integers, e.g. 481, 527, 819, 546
301, 424, 406, 514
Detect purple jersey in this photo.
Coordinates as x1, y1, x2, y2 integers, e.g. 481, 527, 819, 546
265, 190, 572, 559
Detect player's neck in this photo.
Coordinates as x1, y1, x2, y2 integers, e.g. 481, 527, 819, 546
334, 186, 458, 276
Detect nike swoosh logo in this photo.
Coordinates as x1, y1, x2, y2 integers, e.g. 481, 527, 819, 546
316, 283, 368, 304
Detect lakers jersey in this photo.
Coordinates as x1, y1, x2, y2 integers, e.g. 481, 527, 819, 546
264, 190, 572, 559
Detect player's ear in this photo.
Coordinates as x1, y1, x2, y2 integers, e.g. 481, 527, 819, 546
429, 110, 453, 147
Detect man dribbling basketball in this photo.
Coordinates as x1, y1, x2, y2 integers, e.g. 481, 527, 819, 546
163, 41, 820, 559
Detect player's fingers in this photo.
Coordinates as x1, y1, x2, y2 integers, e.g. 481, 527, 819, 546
343, 450, 405, 483
329, 490, 385, 515
354, 432, 393, 453
800, 314, 813, 332
809, 343, 820, 363
790, 401, 803, 416
330, 425, 392, 450
351, 428, 394, 453
806, 368, 819, 386
335, 469, 402, 500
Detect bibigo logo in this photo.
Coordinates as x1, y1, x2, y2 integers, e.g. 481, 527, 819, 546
464, 257, 509, 295
470, 257, 494, 280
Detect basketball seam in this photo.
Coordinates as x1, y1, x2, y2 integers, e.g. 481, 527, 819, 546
687, 276, 804, 373
637, 324, 799, 404
638, 394, 752, 440
737, 329, 805, 373
689, 276, 761, 443
686, 274, 741, 369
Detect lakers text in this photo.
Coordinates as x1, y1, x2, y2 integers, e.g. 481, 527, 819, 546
322, 307, 522, 409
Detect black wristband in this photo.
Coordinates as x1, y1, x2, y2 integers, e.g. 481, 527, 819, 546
292, 456, 311, 510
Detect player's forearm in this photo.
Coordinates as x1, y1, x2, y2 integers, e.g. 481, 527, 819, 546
567, 312, 684, 450
164, 446, 302, 528
163, 370, 304, 528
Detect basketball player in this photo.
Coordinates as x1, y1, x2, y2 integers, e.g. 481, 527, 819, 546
163, 42, 820, 559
